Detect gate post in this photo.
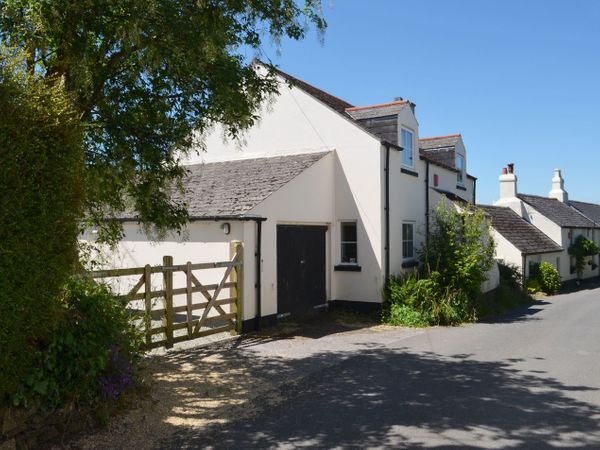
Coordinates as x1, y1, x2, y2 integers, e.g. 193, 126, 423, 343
163, 255, 174, 348
229, 241, 243, 334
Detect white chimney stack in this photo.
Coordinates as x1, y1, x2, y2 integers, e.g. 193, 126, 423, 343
498, 163, 517, 201
494, 163, 526, 217
549, 168, 568, 203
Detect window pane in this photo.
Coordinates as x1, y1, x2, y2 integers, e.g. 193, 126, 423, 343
341, 222, 357, 242
341, 222, 358, 263
341, 243, 358, 263
402, 223, 414, 259
402, 129, 413, 166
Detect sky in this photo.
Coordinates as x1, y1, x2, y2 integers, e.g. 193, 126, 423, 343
254, 0, 600, 205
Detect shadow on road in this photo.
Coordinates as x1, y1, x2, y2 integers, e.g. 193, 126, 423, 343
163, 345, 600, 449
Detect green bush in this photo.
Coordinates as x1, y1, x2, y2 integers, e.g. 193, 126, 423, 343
383, 273, 474, 326
422, 201, 496, 300
475, 262, 531, 317
0, 54, 84, 402
526, 277, 542, 294
538, 261, 561, 295
569, 235, 600, 279
12, 277, 142, 409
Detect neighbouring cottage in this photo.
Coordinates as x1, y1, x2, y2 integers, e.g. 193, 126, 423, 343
480, 164, 600, 283
92, 62, 483, 330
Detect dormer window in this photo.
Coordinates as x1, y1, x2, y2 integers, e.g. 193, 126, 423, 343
401, 128, 414, 168
456, 154, 465, 185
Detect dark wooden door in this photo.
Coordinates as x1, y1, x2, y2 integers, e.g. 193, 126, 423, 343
277, 225, 327, 317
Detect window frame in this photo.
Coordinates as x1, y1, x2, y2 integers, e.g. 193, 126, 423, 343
402, 222, 415, 260
401, 128, 414, 169
340, 221, 358, 265
456, 153, 465, 185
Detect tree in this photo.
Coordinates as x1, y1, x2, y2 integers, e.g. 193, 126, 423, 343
0, 0, 326, 242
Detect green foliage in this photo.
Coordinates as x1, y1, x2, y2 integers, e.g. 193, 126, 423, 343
526, 277, 542, 294
383, 273, 475, 327
568, 235, 599, 279
12, 277, 142, 409
0, 55, 84, 401
0, 0, 327, 242
383, 202, 497, 327
538, 261, 561, 295
422, 201, 496, 299
476, 262, 531, 317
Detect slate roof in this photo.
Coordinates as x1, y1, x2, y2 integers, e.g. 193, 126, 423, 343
419, 135, 461, 150
478, 205, 563, 255
118, 152, 329, 219
181, 152, 330, 217
517, 194, 597, 228
570, 200, 600, 226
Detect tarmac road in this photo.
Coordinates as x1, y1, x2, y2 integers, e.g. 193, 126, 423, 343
169, 283, 600, 449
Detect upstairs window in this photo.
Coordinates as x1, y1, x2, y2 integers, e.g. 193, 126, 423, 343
401, 129, 414, 168
402, 222, 414, 259
456, 154, 465, 185
341, 221, 358, 264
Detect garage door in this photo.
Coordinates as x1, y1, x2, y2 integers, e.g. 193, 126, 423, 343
277, 225, 327, 317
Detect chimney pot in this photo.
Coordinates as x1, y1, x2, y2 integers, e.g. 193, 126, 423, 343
502, 167, 508, 175
507, 163, 514, 174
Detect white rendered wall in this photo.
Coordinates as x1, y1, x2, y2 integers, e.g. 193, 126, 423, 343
248, 153, 334, 315
185, 75, 387, 304
388, 105, 426, 277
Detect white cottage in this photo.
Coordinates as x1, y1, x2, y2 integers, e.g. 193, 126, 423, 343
102, 63, 478, 330
482, 164, 600, 282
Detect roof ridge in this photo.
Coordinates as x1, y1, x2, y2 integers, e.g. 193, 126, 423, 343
257, 61, 354, 112
345, 100, 408, 112
184, 150, 331, 169
420, 134, 461, 141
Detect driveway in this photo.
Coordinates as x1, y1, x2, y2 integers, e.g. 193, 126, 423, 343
73, 284, 600, 449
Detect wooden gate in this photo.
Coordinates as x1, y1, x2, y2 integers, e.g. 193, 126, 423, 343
89, 242, 243, 349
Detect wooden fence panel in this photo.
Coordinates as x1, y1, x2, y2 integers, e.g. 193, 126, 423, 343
88, 246, 243, 350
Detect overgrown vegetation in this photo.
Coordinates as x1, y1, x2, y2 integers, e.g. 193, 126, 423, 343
476, 262, 530, 317
526, 261, 561, 295
568, 235, 599, 280
383, 202, 497, 326
0, 58, 84, 402
12, 278, 142, 410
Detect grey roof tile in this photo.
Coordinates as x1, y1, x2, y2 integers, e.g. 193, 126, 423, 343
419, 135, 461, 150
179, 152, 330, 217
419, 148, 457, 172
570, 200, 600, 225
478, 205, 563, 255
517, 194, 597, 228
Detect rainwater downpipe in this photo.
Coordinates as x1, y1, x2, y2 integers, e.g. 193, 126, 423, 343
425, 160, 430, 249
521, 253, 527, 292
255, 218, 262, 330
384, 143, 390, 283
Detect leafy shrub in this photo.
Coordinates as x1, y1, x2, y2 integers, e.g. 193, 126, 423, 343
0, 55, 84, 402
526, 277, 542, 294
12, 277, 142, 409
538, 261, 561, 295
383, 273, 474, 326
421, 201, 496, 300
569, 235, 600, 279
475, 262, 531, 317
